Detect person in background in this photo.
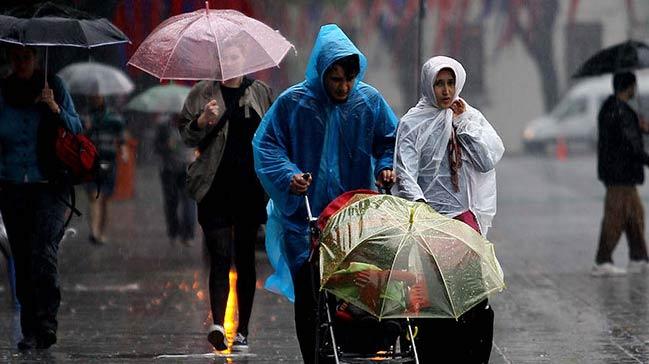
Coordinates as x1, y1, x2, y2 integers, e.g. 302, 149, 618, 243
0, 45, 82, 350
393, 55, 504, 364
153, 113, 196, 246
83, 94, 128, 245
593, 71, 649, 276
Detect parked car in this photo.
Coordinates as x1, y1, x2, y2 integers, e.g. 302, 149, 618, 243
522, 71, 649, 153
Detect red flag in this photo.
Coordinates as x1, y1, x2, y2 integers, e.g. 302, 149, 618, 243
171, 0, 183, 16
567, 0, 580, 26
150, 0, 163, 31
211, 0, 255, 17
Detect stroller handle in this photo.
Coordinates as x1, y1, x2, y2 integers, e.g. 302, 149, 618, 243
379, 182, 393, 195
300, 172, 321, 263
301, 173, 316, 222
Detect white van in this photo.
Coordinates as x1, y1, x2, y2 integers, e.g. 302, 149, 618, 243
521, 71, 649, 153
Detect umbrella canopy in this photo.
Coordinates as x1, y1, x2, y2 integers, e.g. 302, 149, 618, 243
0, 2, 129, 48
318, 193, 505, 320
57, 62, 134, 96
128, 7, 295, 81
125, 84, 191, 114
573, 40, 649, 78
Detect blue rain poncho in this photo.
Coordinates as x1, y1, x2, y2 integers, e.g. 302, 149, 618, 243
253, 24, 398, 301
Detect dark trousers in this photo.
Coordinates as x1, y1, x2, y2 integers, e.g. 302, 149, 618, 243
596, 186, 649, 264
292, 260, 319, 364
415, 299, 494, 363
411, 210, 494, 363
0, 183, 68, 338
160, 169, 196, 240
198, 215, 258, 336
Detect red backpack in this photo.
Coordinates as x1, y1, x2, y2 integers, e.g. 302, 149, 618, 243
54, 126, 98, 184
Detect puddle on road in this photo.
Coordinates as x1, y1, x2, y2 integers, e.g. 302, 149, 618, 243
71, 283, 141, 292
155, 352, 257, 359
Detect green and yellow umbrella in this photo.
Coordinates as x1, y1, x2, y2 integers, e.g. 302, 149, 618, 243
319, 194, 505, 320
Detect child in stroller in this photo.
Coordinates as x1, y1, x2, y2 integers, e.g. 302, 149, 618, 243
306, 185, 422, 363
325, 262, 428, 356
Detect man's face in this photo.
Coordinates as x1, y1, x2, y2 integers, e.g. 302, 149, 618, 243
10, 47, 36, 80
628, 83, 637, 99
88, 94, 105, 110
324, 64, 355, 102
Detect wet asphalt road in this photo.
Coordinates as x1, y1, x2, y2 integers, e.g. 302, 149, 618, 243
1, 153, 649, 363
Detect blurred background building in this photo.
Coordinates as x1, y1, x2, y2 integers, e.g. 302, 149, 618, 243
1, 0, 648, 152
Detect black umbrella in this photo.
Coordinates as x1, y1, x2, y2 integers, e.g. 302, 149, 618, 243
0, 2, 129, 82
573, 40, 649, 78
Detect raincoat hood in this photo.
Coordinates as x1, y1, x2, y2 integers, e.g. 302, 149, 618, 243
305, 24, 368, 99
420, 56, 466, 108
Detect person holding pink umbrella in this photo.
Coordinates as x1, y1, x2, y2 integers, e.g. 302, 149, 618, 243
128, 5, 294, 352
178, 42, 274, 352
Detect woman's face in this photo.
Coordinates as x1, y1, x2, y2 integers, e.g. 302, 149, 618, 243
221, 45, 244, 79
433, 68, 455, 109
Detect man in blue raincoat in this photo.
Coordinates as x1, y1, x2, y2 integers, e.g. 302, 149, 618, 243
253, 24, 398, 363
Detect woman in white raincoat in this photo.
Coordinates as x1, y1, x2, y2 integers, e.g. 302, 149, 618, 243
394, 56, 504, 364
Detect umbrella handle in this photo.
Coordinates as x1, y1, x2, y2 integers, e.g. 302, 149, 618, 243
44, 47, 49, 88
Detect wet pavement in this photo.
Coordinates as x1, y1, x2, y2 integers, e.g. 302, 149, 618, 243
1, 154, 648, 363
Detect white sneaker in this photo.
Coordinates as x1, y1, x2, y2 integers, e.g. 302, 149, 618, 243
207, 324, 227, 351
627, 260, 649, 274
591, 263, 627, 277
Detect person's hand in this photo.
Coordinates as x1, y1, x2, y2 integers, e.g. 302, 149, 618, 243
640, 116, 649, 133
450, 99, 465, 118
408, 280, 431, 312
197, 100, 220, 129
353, 270, 387, 288
82, 115, 92, 131
120, 145, 129, 163
376, 169, 395, 189
40, 85, 60, 114
289, 173, 312, 195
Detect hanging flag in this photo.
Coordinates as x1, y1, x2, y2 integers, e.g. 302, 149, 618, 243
567, 0, 580, 26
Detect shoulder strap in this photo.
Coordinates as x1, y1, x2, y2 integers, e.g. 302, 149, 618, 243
58, 185, 81, 231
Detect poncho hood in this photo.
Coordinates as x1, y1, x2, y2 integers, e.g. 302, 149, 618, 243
304, 24, 368, 100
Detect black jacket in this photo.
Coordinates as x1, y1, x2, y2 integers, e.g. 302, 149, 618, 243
597, 95, 649, 185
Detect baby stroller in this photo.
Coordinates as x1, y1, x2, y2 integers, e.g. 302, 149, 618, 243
304, 181, 506, 364
303, 184, 420, 364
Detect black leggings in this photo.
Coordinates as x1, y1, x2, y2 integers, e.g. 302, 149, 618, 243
201, 222, 258, 336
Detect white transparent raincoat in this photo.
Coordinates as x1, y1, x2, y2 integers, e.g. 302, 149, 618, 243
393, 56, 504, 235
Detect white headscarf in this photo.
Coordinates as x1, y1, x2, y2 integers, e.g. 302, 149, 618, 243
394, 56, 503, 235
